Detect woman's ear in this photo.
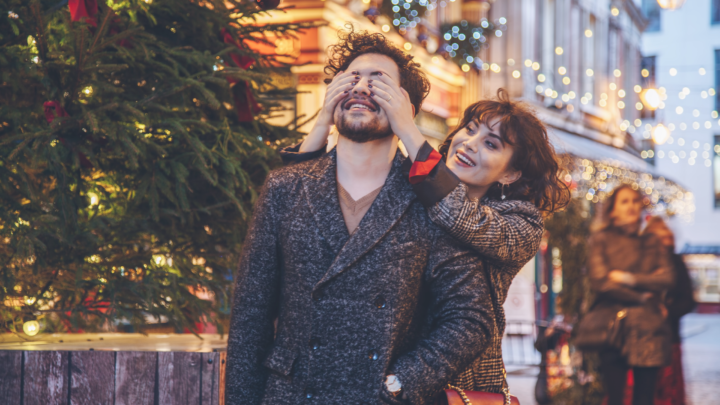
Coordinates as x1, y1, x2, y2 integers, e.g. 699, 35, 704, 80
502, 170, 522, 185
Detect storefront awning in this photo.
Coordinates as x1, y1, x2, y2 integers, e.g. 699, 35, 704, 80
548, 128, 654, 173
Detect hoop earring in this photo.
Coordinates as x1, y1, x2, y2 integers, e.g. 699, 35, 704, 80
500, 183, 507, 200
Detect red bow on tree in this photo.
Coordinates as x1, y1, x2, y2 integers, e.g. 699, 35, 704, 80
221, 28, 262, 122
43, 101, 93, 168
69, 0, 98, 26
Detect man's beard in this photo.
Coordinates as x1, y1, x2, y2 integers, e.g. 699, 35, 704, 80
335, 112, 394, 143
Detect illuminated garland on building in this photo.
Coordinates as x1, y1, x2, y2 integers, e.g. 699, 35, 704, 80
439, 19, 497, 70
560, 155, 694, 219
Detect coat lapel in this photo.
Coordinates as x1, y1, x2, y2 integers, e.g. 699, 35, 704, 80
301, 150, 350, 257
316, 151, 417, 289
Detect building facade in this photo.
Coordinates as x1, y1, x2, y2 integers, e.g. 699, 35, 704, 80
641, 0, 720, 310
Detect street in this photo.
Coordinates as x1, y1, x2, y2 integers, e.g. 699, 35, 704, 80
505, 313, 720, 405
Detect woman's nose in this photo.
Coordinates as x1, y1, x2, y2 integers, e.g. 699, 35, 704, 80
464, 134, 481, 152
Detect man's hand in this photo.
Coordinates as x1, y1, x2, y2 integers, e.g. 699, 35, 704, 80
299, 70, 357, 153
369, 74, 426, 161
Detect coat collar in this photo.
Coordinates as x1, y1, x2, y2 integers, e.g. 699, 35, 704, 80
302, 148, 417, 289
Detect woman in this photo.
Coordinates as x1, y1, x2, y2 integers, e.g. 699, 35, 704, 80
587, 185, 674, 405
282, 85, 570, 394
644, 217, 695, 405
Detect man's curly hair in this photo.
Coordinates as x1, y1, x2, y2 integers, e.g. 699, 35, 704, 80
324, 26, 430, 116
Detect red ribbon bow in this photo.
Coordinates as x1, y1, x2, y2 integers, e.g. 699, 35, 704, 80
221, 28, 262, 122
68, 0, 98, 26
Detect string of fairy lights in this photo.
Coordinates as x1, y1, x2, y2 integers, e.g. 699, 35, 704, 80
561, 156, 694, 219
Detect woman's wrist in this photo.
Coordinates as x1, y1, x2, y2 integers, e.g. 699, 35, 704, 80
395, 127, 426, 161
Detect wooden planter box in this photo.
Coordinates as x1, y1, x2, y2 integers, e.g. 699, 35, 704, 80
0, 334, 227, 405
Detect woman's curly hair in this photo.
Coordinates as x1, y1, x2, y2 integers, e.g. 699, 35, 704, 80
324, 26, 430, 116
439, 89, 571, 214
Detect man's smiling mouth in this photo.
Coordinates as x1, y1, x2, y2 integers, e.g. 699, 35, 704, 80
343, 98, 378, 112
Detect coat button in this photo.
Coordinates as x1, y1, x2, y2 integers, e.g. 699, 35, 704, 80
312, 290, 324, 302
373, 295, 386, 309
304, 387, 316, 399
368, 350, 379, 361
309, 338, 321, 350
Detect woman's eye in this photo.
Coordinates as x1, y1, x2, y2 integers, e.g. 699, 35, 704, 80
485, 141, 497, 149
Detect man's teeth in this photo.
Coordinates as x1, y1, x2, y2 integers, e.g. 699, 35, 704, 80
349, 103, 372, 111
457, 153, 476, 167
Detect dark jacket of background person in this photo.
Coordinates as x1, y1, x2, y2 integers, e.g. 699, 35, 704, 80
666, 253, 696, 343
225, 150, 495, 405
587, 225, 674, 367
281, 142, 545, 393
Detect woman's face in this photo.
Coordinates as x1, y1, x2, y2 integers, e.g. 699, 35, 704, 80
610, 188, 643, 226
445, 117, 521, 199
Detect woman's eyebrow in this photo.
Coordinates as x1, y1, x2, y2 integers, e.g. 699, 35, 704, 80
488, 132, 506, 145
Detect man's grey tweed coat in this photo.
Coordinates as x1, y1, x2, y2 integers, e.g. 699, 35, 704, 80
226, 150, 495, 405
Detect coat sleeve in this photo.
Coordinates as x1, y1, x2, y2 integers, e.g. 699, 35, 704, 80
225, 174, 282, 404
389, 234, 494, 404
588, 232, 646, 304
427, 183, 545, 269
631, 235, 674, 292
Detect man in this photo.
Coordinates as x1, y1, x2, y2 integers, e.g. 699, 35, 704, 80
226, 29, 494, 405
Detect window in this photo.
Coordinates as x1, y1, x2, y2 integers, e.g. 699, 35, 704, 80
642, 0, 661, 31
713, 0, 720, 24
715, 135, 720, 208
716, 49, 720, 112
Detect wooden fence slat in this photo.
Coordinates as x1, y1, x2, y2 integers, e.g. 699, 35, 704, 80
70, 351, 115, 405
0, 351, 22, 405
158, 352, 202, 405
23, 351, 69, 405
115, 352, 156, 405
218, 352, 226, 405
200, 352, 219, 405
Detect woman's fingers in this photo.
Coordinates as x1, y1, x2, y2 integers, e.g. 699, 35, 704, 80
369, 82, 393, 102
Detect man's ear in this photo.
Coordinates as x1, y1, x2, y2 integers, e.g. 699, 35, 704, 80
411, 105, 416, 116
502, 170, 522, 185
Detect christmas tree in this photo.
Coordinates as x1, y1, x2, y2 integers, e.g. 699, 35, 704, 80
0, 0, 313, 335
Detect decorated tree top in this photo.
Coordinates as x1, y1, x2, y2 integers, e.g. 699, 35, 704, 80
0, 0, 312, 335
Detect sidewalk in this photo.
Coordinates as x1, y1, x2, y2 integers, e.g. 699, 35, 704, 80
504, 313, 720, 405
681, 313, 720, 405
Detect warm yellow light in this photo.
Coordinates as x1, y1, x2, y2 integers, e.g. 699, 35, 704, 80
512, 70, 521, 78
584, 29, 593, 37
618, 101, 625, 109
699, 68, 706, 75
635, 102, 643, 110
562, 77, 570, 85
555, 47, 564, 55
382, 25, 390, 33
558, 66, 567, 75
88, 193, 99, 206
656, 0, 686, 9
23, 320, 40, 336
461, 64, 471, 72
618, 89, 626, 98
634, 85, 642, 93
669, 68, 677, 76
490, 63, 501, 72
432, 56, 440, 64
83, 86, 93, 96
538, 74, 546, 82
675, 106, 683, 114
613, 69, 621, 77
532, 62, 540, 71
586, 69, 594, 76
643, 89, 661, 108
641, 69, 649, 77
611, 7, 619, 16
610, 83, 617, 90
403, 42, 412, 51
652, 124, 670, 145
507, 59, 515, 66
525, 59, 532, 67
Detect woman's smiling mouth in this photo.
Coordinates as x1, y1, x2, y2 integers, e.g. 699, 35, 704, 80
455, 150, 477, 167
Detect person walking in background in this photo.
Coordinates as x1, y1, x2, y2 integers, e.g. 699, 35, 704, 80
644, 217, 696, 405
587, 185, 674, 405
